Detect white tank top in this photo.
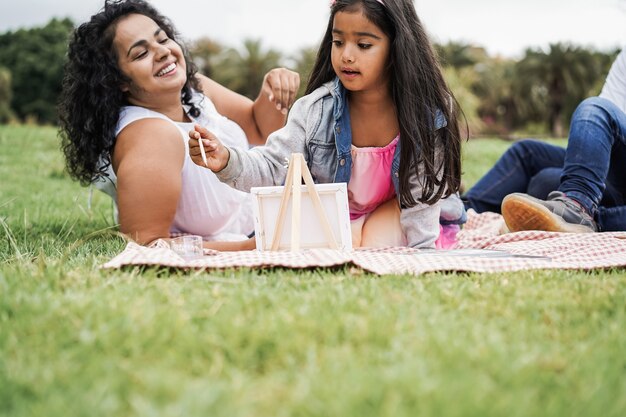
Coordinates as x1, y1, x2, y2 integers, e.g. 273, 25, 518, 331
112, 93, 254, 241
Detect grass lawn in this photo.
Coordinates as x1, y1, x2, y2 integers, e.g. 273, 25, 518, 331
1, 125, 625, 417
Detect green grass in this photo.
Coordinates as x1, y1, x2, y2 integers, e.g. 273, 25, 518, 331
1, 126, 625, 417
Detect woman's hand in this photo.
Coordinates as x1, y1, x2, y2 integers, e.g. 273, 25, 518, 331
196, 69, 299, 146
261, 68, 300, 115
188, 125, 230, 172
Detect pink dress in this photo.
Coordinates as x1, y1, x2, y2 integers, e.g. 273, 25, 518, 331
348, 136, 405, 247
348, 135, 399, 220
347, 134, 457, 249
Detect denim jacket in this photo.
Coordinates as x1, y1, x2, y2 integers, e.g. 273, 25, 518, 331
217, 78, 455, 248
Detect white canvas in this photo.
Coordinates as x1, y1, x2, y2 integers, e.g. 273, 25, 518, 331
251, 183, 353, 251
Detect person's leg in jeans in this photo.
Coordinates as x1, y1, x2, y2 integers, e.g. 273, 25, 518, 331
559, 97, 626, 230
527, 167, 563, 200
503, 97, 626, 232
463, 139, 565, 213
597, 143, 626, 230
507, 165, 623, 229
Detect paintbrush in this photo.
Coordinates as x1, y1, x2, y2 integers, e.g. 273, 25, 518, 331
198, 136, 208, 167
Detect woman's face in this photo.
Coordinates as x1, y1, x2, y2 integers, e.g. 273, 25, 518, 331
112, 13, 187, 102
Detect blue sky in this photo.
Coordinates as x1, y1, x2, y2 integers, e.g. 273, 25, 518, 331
0, 0, 623, 58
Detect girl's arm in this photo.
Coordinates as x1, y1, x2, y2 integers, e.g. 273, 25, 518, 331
189, 91, 318, 191
399, 153, 445, 249
399, 202, 441, 249
112, 119, 254, 251
197, 69, 299, 145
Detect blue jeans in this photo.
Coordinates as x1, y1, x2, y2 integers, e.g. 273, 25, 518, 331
464, 97, 626, 231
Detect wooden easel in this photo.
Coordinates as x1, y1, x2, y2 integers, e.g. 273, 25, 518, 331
271, 153, 339, 251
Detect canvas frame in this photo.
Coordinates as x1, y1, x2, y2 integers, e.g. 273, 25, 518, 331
250, 154, 352, 251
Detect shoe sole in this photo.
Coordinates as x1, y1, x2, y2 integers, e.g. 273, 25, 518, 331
502, 194, 595, 233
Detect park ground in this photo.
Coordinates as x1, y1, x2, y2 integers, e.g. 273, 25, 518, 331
1, 125, 625, 417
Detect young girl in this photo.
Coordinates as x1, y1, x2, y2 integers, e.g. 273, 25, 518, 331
189, 0, 463, 248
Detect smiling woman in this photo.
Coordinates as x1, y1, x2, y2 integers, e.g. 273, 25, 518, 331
113, 14, 188, 108
58, 0, 300, 250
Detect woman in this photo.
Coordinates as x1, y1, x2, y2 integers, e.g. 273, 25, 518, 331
59, 0, 299, 250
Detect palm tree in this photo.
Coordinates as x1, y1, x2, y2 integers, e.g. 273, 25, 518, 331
435, 41, 488, 69
213, 39, 282, 99
586, 49, 621, 96
292, 46, 318, 98
189, 37, 223, 78
472, 57, 520, 135
515, 43, 602, 137
443, 66, 483, 137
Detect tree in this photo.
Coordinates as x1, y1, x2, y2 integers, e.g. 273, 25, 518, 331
292, 46, 318, 98
435, 41, 488, 70
212, 39, 282, 99
585, 49, 620, 96
0, 67, 13, 123
515, 43, 605, 137
443, 66, 483, 137
435, 41, 494, 136
472, 58, 523, 135
0, 18, 74, 124
189, 37, 223, 78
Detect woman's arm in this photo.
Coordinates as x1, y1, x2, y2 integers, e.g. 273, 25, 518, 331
197, 69, 299, 145
112, 118, 184, 245
203, 237, 256, 251
112, 119, 256, 251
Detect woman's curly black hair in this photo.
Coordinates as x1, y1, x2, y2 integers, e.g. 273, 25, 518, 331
59, 0, 201, 185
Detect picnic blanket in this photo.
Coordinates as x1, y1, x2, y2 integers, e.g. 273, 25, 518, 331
102, 210, 626, 275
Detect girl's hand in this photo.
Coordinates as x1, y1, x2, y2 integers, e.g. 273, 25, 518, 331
188, 125, 230, 172
261, 68, 300, 115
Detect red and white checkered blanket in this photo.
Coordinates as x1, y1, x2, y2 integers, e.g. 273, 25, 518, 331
102, 211, 626, 275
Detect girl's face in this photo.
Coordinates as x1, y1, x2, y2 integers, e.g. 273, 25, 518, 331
330, 7, 390, 93
113, 13, 187, 102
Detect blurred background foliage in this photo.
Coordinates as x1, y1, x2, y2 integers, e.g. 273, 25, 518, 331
0, 18, 74, 125
0, 18, 620, 138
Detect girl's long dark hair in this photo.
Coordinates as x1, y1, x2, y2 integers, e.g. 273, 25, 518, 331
59, 0, 201, 185
306, 0, 462, 206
